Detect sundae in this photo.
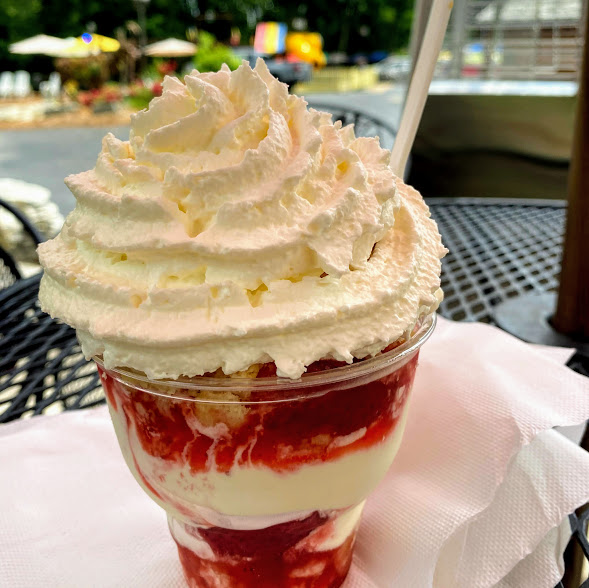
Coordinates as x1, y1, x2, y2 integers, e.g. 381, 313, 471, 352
39, 60, 445, 588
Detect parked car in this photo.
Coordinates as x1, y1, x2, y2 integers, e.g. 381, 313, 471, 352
233, 47, 312, 87
376, 55, 412, 81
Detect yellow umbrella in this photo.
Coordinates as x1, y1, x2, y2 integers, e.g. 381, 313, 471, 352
54, 34, 120, 58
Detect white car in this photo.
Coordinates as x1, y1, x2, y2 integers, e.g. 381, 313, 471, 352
376, 56, 412, 81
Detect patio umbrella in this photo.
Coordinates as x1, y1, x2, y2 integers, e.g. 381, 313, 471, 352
9, 34, 70, 56
52, 34, 120, 58
144, 38, 197, 57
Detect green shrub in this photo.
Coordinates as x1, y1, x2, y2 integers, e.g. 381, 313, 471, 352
124, 81, 163, 111
55, 54, 114, 90
193, 31, 240, 73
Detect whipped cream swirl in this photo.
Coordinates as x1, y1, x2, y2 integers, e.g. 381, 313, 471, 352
39, 60, 446, 379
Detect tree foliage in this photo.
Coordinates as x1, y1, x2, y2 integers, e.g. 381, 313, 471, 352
261, 0, 413, 55
0, 0, 42, 69
0, 0, 413, 70
0, 0, 193, 69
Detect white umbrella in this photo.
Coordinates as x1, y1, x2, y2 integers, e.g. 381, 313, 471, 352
144, 38, 197, 57
9, 34, 71, 56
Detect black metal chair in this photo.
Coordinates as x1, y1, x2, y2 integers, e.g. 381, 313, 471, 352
0, 197, 45, 288
305, 102, 397, 147
302, 103, 410, 179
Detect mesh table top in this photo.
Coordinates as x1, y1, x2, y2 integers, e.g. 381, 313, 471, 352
0, 197, 587, 587
431, 197, 565, 324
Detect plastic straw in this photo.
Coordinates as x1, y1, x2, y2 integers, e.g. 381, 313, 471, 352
390, 0, 453, 177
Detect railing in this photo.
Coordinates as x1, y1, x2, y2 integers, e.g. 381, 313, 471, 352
439, 0, 585, 81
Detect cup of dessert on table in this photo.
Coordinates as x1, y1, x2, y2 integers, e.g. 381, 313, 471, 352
38, 60, 446, 588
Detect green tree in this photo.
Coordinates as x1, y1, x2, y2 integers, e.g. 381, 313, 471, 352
0, 0, 196, 69
0, 0, 413, 71
258, 0, 413, 54
144, 0, 194, 40
0, 0, 42, 69
37, 0, 134, 39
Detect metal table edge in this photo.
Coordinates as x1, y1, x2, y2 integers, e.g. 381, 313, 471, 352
426, 196, 568, 207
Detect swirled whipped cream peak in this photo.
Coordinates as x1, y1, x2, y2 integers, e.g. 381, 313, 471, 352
38, 59, 446, 379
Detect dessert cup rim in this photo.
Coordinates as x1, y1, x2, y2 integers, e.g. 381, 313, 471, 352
94, 314, 435, 402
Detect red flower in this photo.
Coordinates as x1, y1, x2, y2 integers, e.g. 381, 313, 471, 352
78, 91, 93, 106
103, 88, 121, 103
157, 60, 177, 75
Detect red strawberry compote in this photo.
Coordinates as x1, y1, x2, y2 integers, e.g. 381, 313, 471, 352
97, 318, 431, 588
170, 506, 360, 588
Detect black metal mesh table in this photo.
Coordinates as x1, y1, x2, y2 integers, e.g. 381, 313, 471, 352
432, 197, 566, 324
1, 197, 588, 586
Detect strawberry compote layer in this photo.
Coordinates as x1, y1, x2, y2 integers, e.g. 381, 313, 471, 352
98, 337, 422, 588
168, 503, 363, 588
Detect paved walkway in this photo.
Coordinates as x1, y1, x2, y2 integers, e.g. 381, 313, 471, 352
0, 126, 128, 215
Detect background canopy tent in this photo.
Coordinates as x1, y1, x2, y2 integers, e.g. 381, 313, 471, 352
144, 38, 197, 57
9, 35, 70, 56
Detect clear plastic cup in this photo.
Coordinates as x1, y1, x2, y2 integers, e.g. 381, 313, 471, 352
95, 314, 435, 588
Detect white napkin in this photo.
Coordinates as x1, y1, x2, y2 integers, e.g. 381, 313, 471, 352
1, 316, 589, 588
